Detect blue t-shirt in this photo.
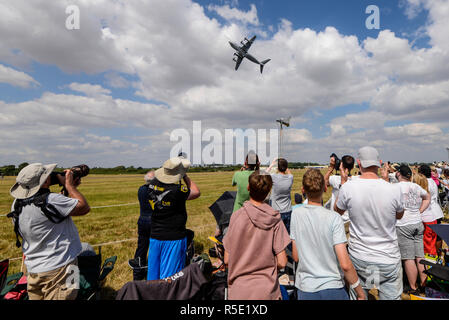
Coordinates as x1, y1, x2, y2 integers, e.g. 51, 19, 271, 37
290, 204, 347, 292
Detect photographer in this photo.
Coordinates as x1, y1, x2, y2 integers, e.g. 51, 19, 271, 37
8, 163, 90, 300
147, 157, 200, 280
324, 154, 356, 226
267, 158, 293, 233
231, 151, 260, 213
129, 170, 155, 280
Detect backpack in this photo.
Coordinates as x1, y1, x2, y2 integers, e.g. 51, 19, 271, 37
7, 189, 69, 248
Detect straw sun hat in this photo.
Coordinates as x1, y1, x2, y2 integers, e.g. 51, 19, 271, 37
155, 157, 191, 184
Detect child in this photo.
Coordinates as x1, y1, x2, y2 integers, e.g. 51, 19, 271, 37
290, 169, 365, 300
223, 171, 291, 300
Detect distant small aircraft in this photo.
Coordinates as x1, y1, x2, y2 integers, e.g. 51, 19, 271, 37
229, 35, 271, 74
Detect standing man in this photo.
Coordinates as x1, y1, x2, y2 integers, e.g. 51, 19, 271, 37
324, 154, 356, 226
268, 158, 293, 233
129, 170, 155, 280
334, 146, 405, 300
8, 163, 90, 300
231, 151, 260, 213
147, 157, 200, 280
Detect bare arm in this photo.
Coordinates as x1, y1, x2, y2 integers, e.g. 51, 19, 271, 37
335, 243, 366, 300
224, 250, 229, 266
184, 175, 200, 200
380, 161, 390, 182
64, 170, 90, 217
291, 240, 299, 263
334, 199, 346, 216
420, 192, 431, 213
276, 250, 288, 270
324, 158, 335, 188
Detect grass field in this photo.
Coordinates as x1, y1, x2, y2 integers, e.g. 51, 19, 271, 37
1, 169, 330, 299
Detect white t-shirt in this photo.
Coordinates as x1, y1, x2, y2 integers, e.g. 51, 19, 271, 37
426, 178, 444, 221
396, 181, 428, 227
13, 193, 81, 273
329, 175, 359, 223
388, 173, 399, 184
336, 178, 404, 264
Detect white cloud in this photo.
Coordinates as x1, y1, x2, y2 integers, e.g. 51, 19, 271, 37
208, 3, 259, 26
1, 0, 449, 165
0, 63, 39, 88
68, 82, 111, 97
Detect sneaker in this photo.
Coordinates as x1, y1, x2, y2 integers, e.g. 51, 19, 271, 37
128, 257, 147, 270
405, 288, 420, 296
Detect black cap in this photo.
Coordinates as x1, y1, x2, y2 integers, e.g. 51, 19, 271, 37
398, 164, 412, 180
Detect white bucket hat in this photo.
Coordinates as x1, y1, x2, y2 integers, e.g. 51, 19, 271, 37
154, 157, 190, 184
10, 163, 57, 199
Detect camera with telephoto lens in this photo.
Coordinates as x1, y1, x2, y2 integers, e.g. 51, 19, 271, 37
330, 153, 341, 171
50, 164, 90, 186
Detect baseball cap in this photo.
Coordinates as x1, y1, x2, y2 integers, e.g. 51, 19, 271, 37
357, 146, 381, 168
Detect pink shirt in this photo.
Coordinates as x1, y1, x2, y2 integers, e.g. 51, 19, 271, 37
223, 201, 291, 300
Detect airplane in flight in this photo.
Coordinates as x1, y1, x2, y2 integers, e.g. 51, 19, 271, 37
229, 35, 271, 74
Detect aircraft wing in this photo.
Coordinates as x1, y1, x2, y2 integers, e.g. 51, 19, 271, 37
240, 35, 256, 52
234, 55, 243, 71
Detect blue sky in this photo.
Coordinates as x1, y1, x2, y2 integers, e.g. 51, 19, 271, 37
0, 0, 448, 167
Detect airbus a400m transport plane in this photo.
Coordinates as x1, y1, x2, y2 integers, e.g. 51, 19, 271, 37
229, 35, 271, 74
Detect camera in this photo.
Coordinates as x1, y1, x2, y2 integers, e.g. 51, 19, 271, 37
330, 153, 341, 171
50, 164, 90, 186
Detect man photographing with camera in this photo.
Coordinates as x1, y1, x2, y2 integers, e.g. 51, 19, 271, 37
8, 163, 90, 300
324, 153, 356, 226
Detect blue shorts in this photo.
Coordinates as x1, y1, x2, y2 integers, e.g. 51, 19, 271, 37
297, 287, 349, 300
147, 237, 187, 280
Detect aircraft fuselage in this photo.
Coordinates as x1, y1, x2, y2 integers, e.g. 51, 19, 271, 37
229, 41, 261, 65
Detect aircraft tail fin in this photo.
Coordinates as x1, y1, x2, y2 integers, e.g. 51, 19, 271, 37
260, 59, 271, 74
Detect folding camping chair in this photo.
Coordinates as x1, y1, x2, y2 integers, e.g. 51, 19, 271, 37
77, 245, 117, 300
1, 247, 117, 300
418, 224, 449, 299
0, 259, 8, 293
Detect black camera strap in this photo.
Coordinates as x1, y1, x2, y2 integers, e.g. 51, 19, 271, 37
7, 189, 69, 248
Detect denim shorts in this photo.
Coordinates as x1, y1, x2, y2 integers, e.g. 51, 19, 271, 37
349, 255, 403, 300
396, 222, 425, 260
297, 287, 349, 300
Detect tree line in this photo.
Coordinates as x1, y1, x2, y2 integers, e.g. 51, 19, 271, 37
2, 161, 434, 176
0, 162, 325, 176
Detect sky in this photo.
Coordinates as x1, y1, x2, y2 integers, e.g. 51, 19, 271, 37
0, 0, 448, 167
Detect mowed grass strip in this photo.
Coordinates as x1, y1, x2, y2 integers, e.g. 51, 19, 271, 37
0, 169, 331, 298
